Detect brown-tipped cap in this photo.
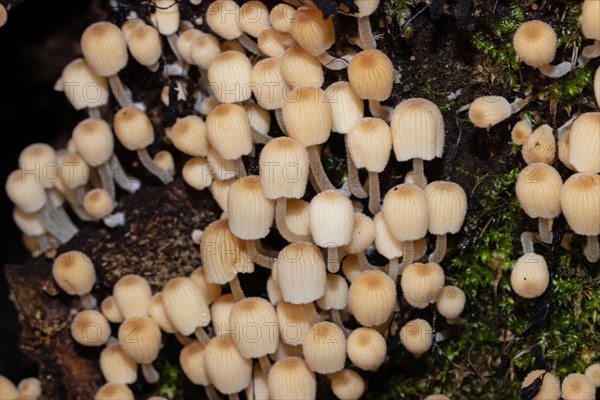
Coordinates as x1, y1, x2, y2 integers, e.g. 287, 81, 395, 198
207, 51, 253, 103
425, 181, 468, 234
206, 0, 242, 40
400, 262, 445, 309
568, 112, 600, 173
100, 344, 137, 384
283, 86, 332, 146
127, 25, 161, 67
560, 172, 600, 235
391, 98, 445, 161
229, 297, 279, 358
83, 189, 114, 219
5, 170, 47, 213
382, 183, 429, 241
81, 22, 128, 77
180, 341, 210, 385
347, 327, 387, 371
516, 163, 562, 219
201, 218, 253, 284
582, 0, 600, 40
435, 285, 466, 319
290, 6, 334, 56
316, 274, 349, 310
114, 107, 154, 150
400, 318, 433, 356
374, 211, 404, 259
348, 270, 396, 327
268, 356, 317, 399
121, 18, 146, 39
228, 175, 275, 240
344, 213, 375, 254
258, 27, 295, 58
276, 301, 319, 345
330, 369, 366, 400
468, 96, 511, 128
52, 251, 96, 296
113, 274, 152, 319
562, 373, 596, 400
182, 157, 214, 190
118, 316, 161, 363
153, 150, 175, 176
259, 137, 309, 200
522, 124, 556, 164
303, 321, 346, 374
190, 33, 221, 69
512, 119, 533, 145
58, 58, 109, 110
513, 20, 557, 67
239, 1, 270, 38
280, 44, 324, 88
511, 253, 549, 298
206, 103, 253, 159
326, 81, 364, 134
251, 57, 287, 110
71, 310, 111, 346
95, 383, 134, 400
211, 294, 236, 336
348, 49, 394, 101
341, 254, 365, 283
204, 334, 253, 394
17, 378, 41, 400
163, 277, 210, 335
348, 117, 392, 172
276, 242, 326, 304
522, 370, 560, 400
72, 118, 114, 165
270, 3, 296, 33
309, 190, 355, 248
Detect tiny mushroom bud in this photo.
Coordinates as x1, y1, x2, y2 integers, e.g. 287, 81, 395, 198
348, 270, 396, 327
100, 344, 138, 384
52, 250, 97, 308
468, 96, 512, 129
18, 143, 58, 189
510, 253, 549, 299
347, 327, 387, 371
522, 124, 556, 164
95, 383, 134, 400
561, 373, 596, 400
118, 316, 162, 383
71, 309, 111, 346
435, 286, 466, 320
204, 334, 253, 395
153, 150, 175, 177
270, 4, 295, 33
400, 262, 445, 309
400, 318, 433, 356
182, 157, 213, 190
330, 369, 366, 400
113, 274, 152, 319
206, 104, 253, 172
521, 370, 561, 400
303, 321, 346, 374
348, 49, 394, 120
83, 189, 117, 225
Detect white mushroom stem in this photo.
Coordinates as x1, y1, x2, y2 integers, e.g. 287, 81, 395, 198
308, 145, 336, 192
236, 158, 247, 178
103, 212, 126, 228
584, 236, 599, 263
327, 247, 340, 273
141, 363, 160, 384
368, 171, 381, 214
110, 154, 141, 193
509, 97, 529, 114
345, 136, 367, 199
258, 355, 272, 375
331, 309, 349, 335
251, 128, 273, 144
578, 40, 600, 66
400, 241, 414, 273
230, 275, 245, 301
137, 148, 174, 184
429, 234, 447, 263
238, 33, 262, 55
276, 198, 311, 243
246, 240, 275, 269
87, 107, 101, 119
274, 109, 287, 134
108, 75, 132, 108
538, 61, 573, 78
387, 257, 400, 282
412, 158, 426, 189
520, 231, 536, 254
79, 292, 97, 309
368, 100, 393, 122
538, 218, 553, 244
98, 162, 116, 199
357, 16, 377, 50
318, 52, 354, 70
38, 202, 77, 243
194, 327, 211, 345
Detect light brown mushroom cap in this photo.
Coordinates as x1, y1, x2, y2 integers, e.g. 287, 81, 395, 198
258, 27, 295, 58
211, 294, 236, 337
510, 253, 549, 299
585, 363, 600, 387
101, 296, 123, 324
268, 356, 317, 400
582, 0, 600, 40
163, 277, 211, 335
149, 0, 180, 35
348, 270, 396, 327
190, 266, 222, 304
153, 150, 175, 176
522, 124, 556, 164
347, 327, 387, 371
521, 370, 561, 400
71, 309, 111, 346
284, 199, 311, 237
275, 241, 326, 304
344, 213, 376, 254
270, 3, 296, 33
353, 0, 380, 16
72, 118, 114, 165
400, 318, 433, 356
326, 81, 365, 134
239, 1, 271, 38
190, 33, 221, 69
118, 316, 162, 364
251, 57, 287, 110
560, 172, 600, 235
468, 96, 512, 128
148, 292, 177, 334
229, 297, 279, 358
180, 341, 210, 386
206, 103, 253, 160
568, 112, 600, 173
309, 190, 355, 248
267, 275, 283, 305
206, 0, 242, 40
52, 250, 96, 296
58, 58, 109, 110
516, 163, 562, 219
100, 344, 138, 384
126, 25, 162, 67
17, 377, 42, 400
113, 274, 152, 319
83, 188, 115, 219
171, 115, 209, 157
513, 20, 557, 68
81, 22, 128, 77
347, 117, 392, 172
259, 137, 309, 200
435, 285, 466, 319
114, 107, 154, 150
280, 44, 324, 88
561, 373, 596, 400
317, 274, 349, 310
425, 181, 467, 234
424, 395, 450, 400
348, 49, 394, 101
512, 119, 533, 145
373, 211, 404, 259
60, 153, 90, 189
276, 301, 319, 345
282, 86, 332, 146
330, 369, 366, 400
207, 51, 253, 103
121, 18, 146, 40
401, 262, 445, 309
303, 321, 347, 374
290, 6, 334, 56
244, 103, 271, 136
5, 170, 47, 214
94, 383, 134, 400
12, 208, 45, 237
228, 175, 275, 240
182, 157, 214, 190
204, 334, 253, 394
382, 183, 429, 241
18, 143, 58, 190
0, 375, 18, 400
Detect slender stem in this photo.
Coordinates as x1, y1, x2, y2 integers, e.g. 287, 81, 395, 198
228, 394, 240, 400
98, 162, 116, 199
308, 146, 336, 192
137, 148, 174, 184
142, 363, 160, 384
108, 74, 132, 108
357, 16, 377, 50
194, 327, 211, 345
79, 293, 97, 309
246, 240, 275, 269
388, 257, 399, 282
578, 40, 600, 65
205, 385, 219, 400
75, 187, 86, 204
401, 240, 414, 270
34, 234, 49, 257
103, 212, 126, 228
368, 100, 392, 121
87, 107, 101, 119
356, 251, 370, 269
276, 198, 311, 243
230, 275, 245, 301
258, 355, 271, 375
251, 128, 273, 144
238, 33, 262, 55
345, 136, 367, 199
236, 158, 247, 178
275, 109, 287, 134
412, 158, 426, 189
331, 309, 349, 336
538, 62, 573, 79
318, 52, 350, 70
509, 97, 529, 114
327, 247, 340, 273
48, 204, 79, 236
429, 234, 448, 263
584, 236, 600, 263
368, 171, 381, 214
110, 155, 141, 193
520, 231, 535, 254
538, 218, 553, 244
175, 332, 193, 346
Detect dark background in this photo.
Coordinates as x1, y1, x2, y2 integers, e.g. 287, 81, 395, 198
0, 0, 100, 382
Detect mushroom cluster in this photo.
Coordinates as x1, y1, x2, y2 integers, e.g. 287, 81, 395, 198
521, 363, 599, 400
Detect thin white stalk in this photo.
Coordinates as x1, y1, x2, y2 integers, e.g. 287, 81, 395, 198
584, 236, 599, 263
538, 62, 573, 78
137, 148, 174, 184
388, 257, 400, 282
412, 158, 426, 189
276, 198, 311, 243
368, 171, 381, 214
327, 247, 340, 273
258, 355, 271, 375
194, 327, 211, 345
103, 212, 126, 228
38, 203, 77, 243
331, 309, 349, 336
308, 145, 336, 192
230, 275, 245, 301
578, 40, 600, 66
357, 16, 377, 50
246, 240, 275, 269
429, 234, 447, 263
87, 107, 101, 119
538, 218, 553, 244
166, 33, 181, 60
345, 136, 367, 199
368, 100, 392, 122
110, 155, 141, 193
98, 162, 116, 199
520, 231, 535, 254
238, 33, 262, 55
108, 75, 132, 108
356, 251, 370, 269
142, 363, 160, 383
509, 97, 529, 114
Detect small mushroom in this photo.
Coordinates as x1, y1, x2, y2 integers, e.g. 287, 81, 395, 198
348, 270, 396, 327
126, 25, 162, 71
580, 0, 600, 65
330, 369, 366, 400
568, 112, 600, 173
400, 318, 433, 357
207, 51, 253, 103
521, 370, 560, 400
346, 327, 387, 371
163, 277, 211, 343
510, 253, 549, 299
317, 274, 349, 330
353, 0, 380, 50
522, 124, 556, 165
303, 321, 346, 374
100, 344, 138, 384
95, 383, 134, 400
268, 356, 316, 400
276, 301, 319, 346
561, 373, 596, 400
400, 262, 445, 309
204, 334, 253, 397
468, 95, 528, 129
149, 0, 181, 60
118, 316, 162, 383
435, 286, 466, 320
348, 49, 394, 120
71, 309, 111, 346
275, 242, 326, 304
55, 58, 109, 118
206, 0, 261, 54
112, 274, 152, 319
52, 250, 96, 308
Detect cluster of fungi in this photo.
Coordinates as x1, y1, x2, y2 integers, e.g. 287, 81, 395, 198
1, 0, 599, 399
